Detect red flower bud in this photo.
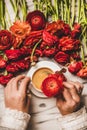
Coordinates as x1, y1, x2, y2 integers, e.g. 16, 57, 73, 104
68, 61, 83, 74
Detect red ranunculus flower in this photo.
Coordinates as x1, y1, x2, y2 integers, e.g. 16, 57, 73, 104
77, 67, 87, 78
57, 20, 71, 35
43, 30, 59, 47
6, 59, 30, 73
71, 30, 81, 39
58, 36, 80, 51
26, 10, 46, 31
71, 23, 81, 39
5, 48, 32, 61
68, 61, 83, 74
23, 36, 40, 48
35, 49, 43, 57
41, 71, 65, 97
0, 74, 13, 85
49, 71, 66, 83
0, 56, 7, 69
0, 30, 13, 51
73, 23, 81, 30
70, 53, 81, 61
5, 49, 22, 60
54, 51, 69, 65
43, 48, 57, 57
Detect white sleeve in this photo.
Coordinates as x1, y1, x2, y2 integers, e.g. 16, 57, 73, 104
0, 108, 30, 130
58, 106, 87, 130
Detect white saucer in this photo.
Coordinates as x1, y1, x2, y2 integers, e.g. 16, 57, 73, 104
27, 60, 61, 98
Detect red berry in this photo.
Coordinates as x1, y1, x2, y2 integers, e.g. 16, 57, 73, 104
41, 76, 63, 97
26, 10, 46, 31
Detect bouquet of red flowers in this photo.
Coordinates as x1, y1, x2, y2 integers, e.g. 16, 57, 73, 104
0, 10, 87, 85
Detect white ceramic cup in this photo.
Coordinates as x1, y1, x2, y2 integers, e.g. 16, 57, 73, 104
27, 60, 61, 98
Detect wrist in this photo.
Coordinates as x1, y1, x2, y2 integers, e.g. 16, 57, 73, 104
0, 108, 30, 130
57, 106, 87, 130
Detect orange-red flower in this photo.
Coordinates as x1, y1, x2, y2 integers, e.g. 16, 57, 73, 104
10, 20, 31, 41
77, 67, 87, 78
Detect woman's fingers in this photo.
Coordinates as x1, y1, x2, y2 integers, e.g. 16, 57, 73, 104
4, 75, 31, 113
57, 88, 72, 107
63, 81, 81, 103
19, 77, 30, 95
67, 81, 84, 95
62, 88, 73, 102
13, 75, 25, 89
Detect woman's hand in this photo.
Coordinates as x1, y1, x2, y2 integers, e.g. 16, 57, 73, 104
4, 75, 31, 113
56, 81, 84, 115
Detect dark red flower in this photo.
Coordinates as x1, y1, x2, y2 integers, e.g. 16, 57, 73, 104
58, 36, 80, 51
26, 10, 46, 31
68, 61, 83, 74
0, 30, 13, 51
73, 23, 81, 30
54, 20, 71, 37
54, 51, 69, 65
55, 71, 67, 82
43, 48, 57, 57
70, 53, 81, 61
6, 59, 30, 73
71, 30, 81, 39
45, 20, 71, 38
77, 67, 87, 79
42, 30, 59, 47
35, 49, 43, 57
23, 36, 40, 48
5, 48, 31, 61
0, 74, 13, 85
5, 49, 22, 60
71, 23, 81, 39
0, 56, 7, 69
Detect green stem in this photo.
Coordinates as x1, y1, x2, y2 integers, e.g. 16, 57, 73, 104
0, 0, 6, 29
10, 0, 20, 20
61, 0, 64, 20
33, 0, 38, 10
77, 0, 81, 23
71, 0, 75, 26
54, 0, 59, 21
20, 0, 27, 20
81, 45, 85, 65
82, 0, 87, 23
30, 39, 42, 63
65, 0, 70, 24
